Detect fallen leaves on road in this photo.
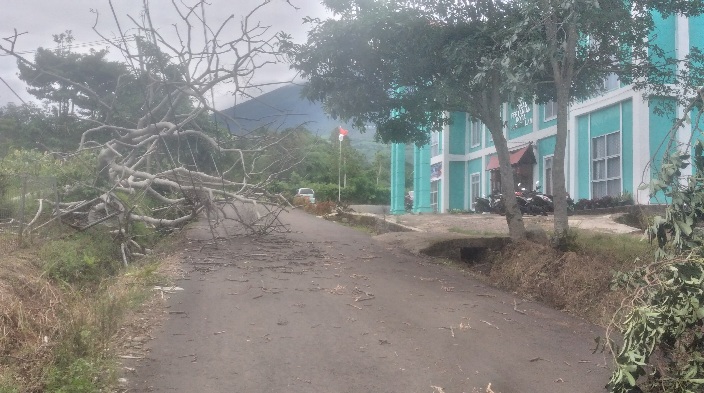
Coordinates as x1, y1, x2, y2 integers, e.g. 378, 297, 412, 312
327, 284, 346, 295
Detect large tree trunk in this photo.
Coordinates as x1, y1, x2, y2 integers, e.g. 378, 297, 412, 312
492, 123, 526, 240
471, 73, 526, 240
552, 85, 570, 238
476, 85, 525, 240
544, 2, 578, 243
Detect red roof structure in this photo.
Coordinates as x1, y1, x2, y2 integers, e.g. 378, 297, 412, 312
485, 145, 536, 170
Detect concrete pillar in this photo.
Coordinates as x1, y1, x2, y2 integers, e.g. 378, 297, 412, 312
414, 144, 433, 213
390, 143, 406, 214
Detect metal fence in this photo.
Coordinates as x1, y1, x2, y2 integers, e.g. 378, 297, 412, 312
0, 175, 59, 253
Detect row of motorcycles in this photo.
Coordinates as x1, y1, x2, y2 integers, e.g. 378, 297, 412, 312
474, 182, 570, 216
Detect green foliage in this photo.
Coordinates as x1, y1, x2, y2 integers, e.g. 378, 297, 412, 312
643, 147, 704, 254
609, 260, 704, 393
571, 230, 654, 266
574, 193, 635, 210
0, 375, 19, 393
609, 139, 704, 392
45, 358, 113, 393
0, 149, 96, 193
266, 128, 391, 205
39, 230, 121, 286
17, 31, 138, 123
0, 102, 82, 155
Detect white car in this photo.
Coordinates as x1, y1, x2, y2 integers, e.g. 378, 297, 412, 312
295, 188, 315, 203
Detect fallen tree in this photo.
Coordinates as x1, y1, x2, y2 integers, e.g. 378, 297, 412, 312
0, 0, 301, 261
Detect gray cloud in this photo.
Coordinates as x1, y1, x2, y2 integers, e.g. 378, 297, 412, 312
0, 0, 329, 107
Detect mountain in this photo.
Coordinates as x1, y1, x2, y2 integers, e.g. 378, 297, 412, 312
218, 84, 385, 157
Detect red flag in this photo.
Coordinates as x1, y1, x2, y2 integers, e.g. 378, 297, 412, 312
339, 127, 348, 136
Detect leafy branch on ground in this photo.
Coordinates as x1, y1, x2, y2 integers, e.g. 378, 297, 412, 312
608, 88, 704, 393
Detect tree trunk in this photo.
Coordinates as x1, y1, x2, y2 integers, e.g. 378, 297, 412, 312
546, 12, 579, 243
472, 74, 526, 240
552, 85, 570, 238
484, 116, 526, 240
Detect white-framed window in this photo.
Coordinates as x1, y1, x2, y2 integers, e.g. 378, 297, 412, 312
470, 173, 481, 210
544, 101, 557, 121
431, 180, 439, 212
470, 119, 482, 148
543, 155, 554, 195
592, 131, 621, 198
431, 131, 440, 156
603, 73, 619, 91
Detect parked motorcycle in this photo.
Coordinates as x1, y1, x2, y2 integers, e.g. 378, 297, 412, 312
405, 191, 414, 211
531, 181, 575, 214
529, 182, 554, 213
516, 183, 548, 216
474, 192, 505, 214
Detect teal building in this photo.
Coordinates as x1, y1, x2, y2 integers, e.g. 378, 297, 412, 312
391, 14, 702, 213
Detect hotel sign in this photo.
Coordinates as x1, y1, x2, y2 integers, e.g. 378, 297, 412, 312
511, 102, 533, 129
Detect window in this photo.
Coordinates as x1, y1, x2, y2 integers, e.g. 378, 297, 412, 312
431, 132, 440, 156
592, 131, 621, 198
470, 120, 482, 148
603, 73, 619, 91
470, 173, 481, 210
431, 180, 439, 212
543, 156, 553, 195
544, 101, 557, 121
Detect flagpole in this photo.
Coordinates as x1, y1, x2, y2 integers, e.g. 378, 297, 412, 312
337, 126, 347, 203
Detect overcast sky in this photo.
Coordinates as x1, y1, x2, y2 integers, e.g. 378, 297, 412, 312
0, 0, 331, 109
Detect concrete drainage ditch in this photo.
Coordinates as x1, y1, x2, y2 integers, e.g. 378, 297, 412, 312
419, 236, 511, 263
325, 211, 511, 268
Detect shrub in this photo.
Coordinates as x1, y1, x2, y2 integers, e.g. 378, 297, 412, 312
574, 193, 634, 211
45, 358, 114, 393
304, 201, 336, 215
292, 196, 311, 207
39, 230, 121, 286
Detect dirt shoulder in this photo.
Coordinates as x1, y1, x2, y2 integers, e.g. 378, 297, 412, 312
386, 211, 641, 235
371, 211, 647, 327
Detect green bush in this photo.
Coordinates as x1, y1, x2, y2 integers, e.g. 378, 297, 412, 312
0, 375, 19, 393
0, 149, 99, 200
45, 358, 113, 393
287, 181, 389, 204
39, 230, 121, 285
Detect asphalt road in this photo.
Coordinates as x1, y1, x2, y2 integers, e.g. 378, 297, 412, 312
127, 210, 611, 393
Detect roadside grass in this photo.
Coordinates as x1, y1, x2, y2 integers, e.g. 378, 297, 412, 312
568, 228, 655, 267
337, 221, 377, 234
0, 220, 176, 392
448, 227, 503, 237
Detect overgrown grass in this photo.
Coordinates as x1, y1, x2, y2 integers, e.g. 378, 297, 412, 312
0, 215, 176, 392
569, 229, 655, 267
38, 229, 121, 286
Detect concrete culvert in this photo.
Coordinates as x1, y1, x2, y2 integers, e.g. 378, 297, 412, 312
420, 236, 510, 263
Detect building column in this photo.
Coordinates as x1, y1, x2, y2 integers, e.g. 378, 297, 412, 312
677, 15, 693, 179
390, 143, 406, 215
414, 144, 433, 213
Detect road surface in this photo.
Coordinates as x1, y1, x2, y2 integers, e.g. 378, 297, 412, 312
126, 210, 610, 392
